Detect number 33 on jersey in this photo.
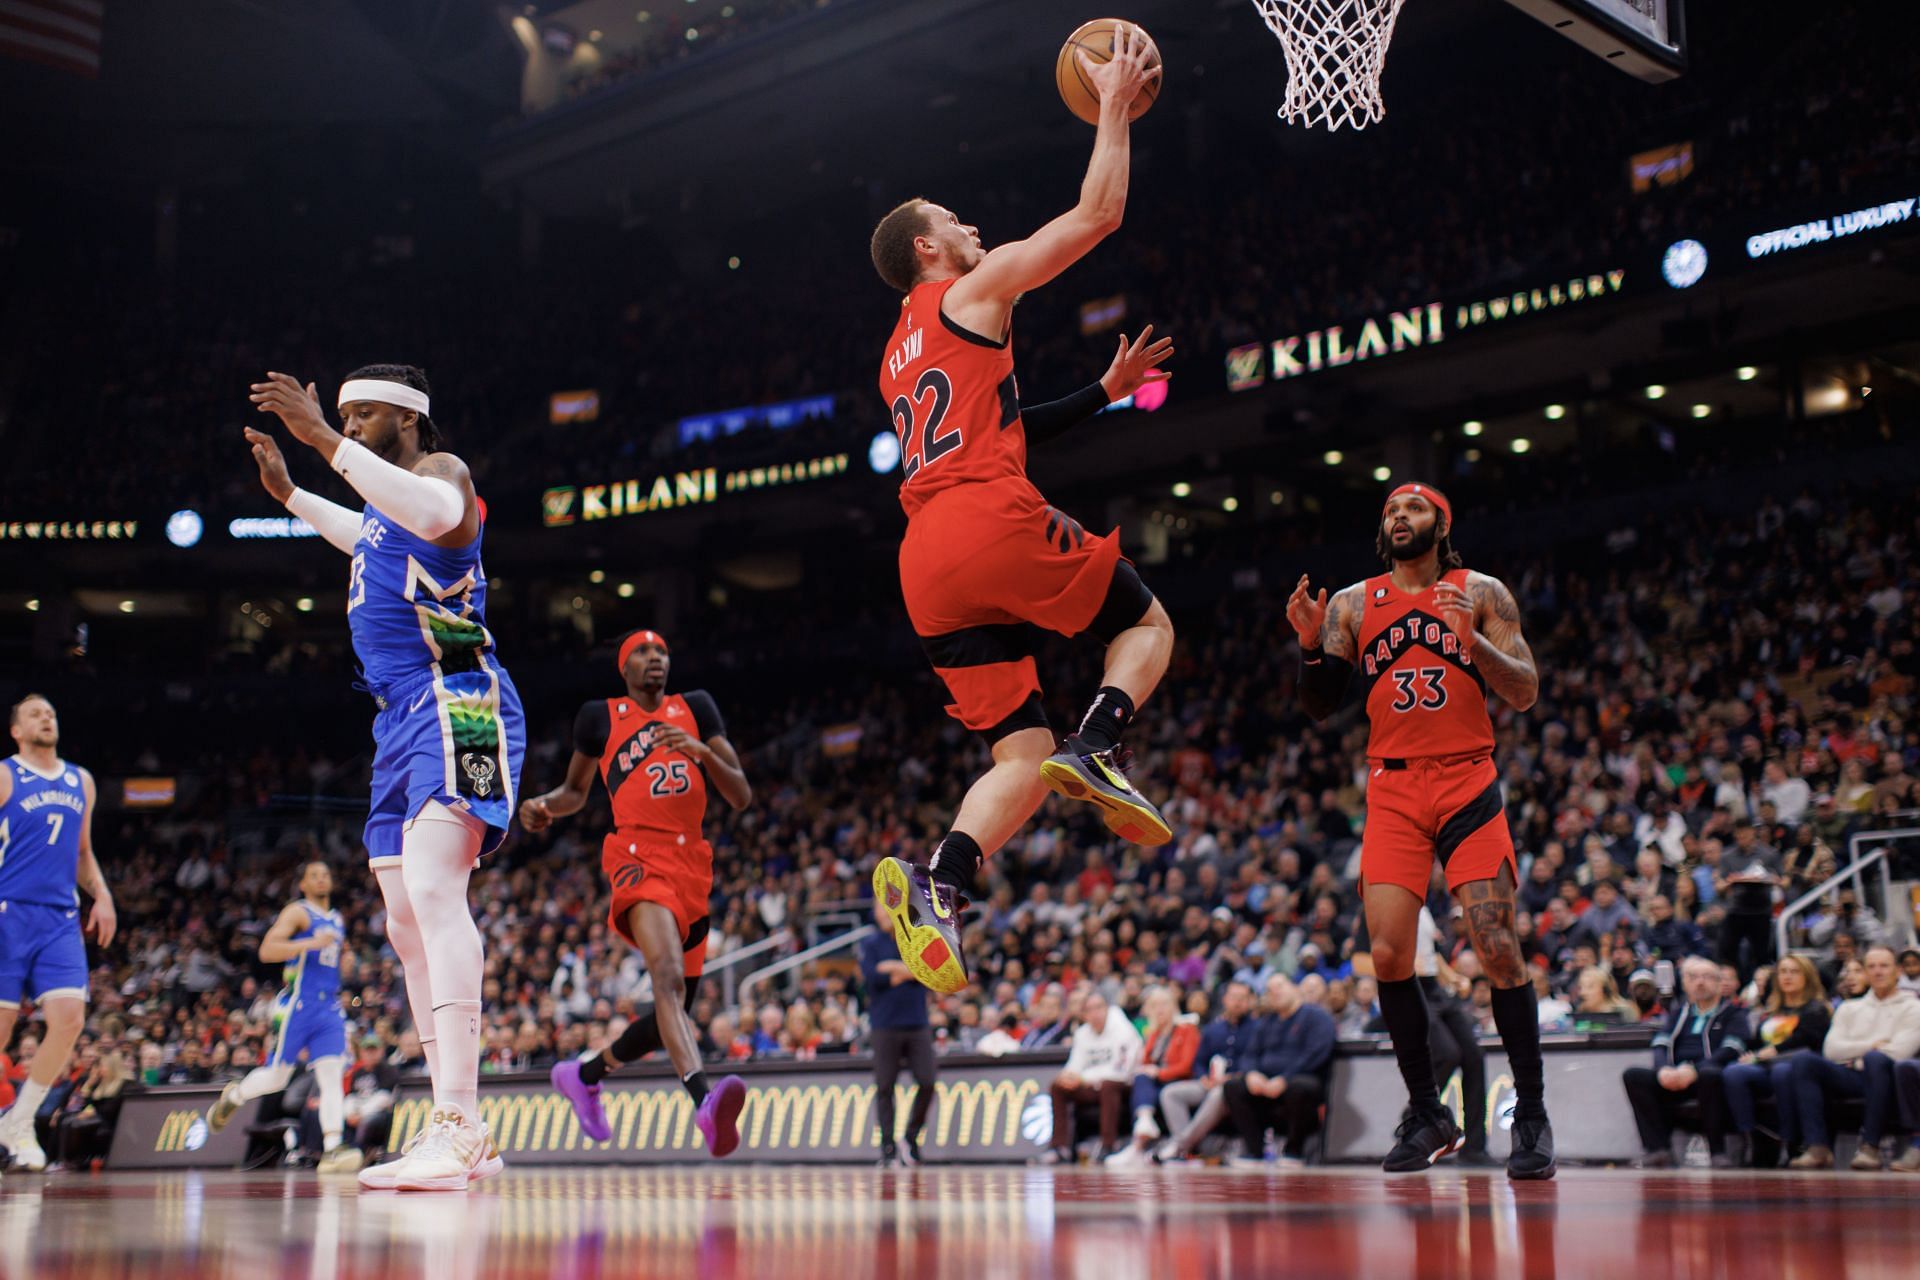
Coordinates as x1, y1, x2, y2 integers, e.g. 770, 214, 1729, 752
1357, 568, 1495, 759
880, 278, 1028, 518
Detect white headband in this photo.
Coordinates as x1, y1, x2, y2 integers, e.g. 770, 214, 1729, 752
338, 378, 430, 416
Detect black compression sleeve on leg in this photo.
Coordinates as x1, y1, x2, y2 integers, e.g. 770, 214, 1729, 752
1376, 976, 1442, 1112
1298, 652, 1354, 721
580, 974, 704, 1083
1021, 383, 1110, 445
1489, 983, 1546, 1119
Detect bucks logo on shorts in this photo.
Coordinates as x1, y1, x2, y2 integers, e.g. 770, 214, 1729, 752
442, 682, 506, 804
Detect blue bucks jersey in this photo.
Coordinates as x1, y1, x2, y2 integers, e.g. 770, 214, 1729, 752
284, 900, 344, 1003
0, 756, 86, 908
346, 503, 502, 703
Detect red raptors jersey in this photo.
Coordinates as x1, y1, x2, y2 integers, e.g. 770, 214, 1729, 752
583, 692, 721, 845
879, 279, 1028, 520
1356, 569, 1495, 760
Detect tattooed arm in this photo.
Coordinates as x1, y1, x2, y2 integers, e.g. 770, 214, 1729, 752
1288, 577, 1363, 720
1435, 573, 1538, 712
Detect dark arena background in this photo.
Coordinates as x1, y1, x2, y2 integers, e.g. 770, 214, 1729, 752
3, 0, 1920, 1276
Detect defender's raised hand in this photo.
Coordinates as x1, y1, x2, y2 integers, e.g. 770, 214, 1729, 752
249, 373, 333, 450
243, 426, 295, 503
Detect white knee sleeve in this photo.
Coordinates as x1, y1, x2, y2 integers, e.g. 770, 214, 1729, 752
312, 1055, 346, 1148
237, 1063, 296, 1103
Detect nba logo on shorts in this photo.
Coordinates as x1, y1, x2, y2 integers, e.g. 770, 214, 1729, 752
461, 752, 498, 797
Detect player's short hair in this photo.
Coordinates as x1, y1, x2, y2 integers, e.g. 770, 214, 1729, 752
345, 363, 442, 452
8, 692, 50, 725
870, 198, 932, 292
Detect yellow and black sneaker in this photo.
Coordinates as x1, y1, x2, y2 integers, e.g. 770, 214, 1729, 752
872, 856, 969, 995
1038, 739, 1171, 847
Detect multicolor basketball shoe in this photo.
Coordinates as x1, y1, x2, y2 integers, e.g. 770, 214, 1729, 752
872, 857, 968, 994
1039, 739, 1171, 846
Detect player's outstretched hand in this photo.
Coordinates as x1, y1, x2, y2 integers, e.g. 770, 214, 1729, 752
243, 427, 296, 503
1433, 580, 1477, 653
249, 372, 331, 448
88, 895, 117, 948
518, 797, 553, 833
1287, 575, 1328, 648
1100, 325, 1174, 402
1078, 21, 1160, 113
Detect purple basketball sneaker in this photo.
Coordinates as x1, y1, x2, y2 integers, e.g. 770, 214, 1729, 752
551, 1059, 612, 1142
696, 1076, 747, 1158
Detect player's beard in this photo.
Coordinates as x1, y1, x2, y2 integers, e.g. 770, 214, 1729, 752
1386, 524, 1436, 561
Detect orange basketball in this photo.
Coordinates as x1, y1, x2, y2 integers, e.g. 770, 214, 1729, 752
1055, 19, 1162, 126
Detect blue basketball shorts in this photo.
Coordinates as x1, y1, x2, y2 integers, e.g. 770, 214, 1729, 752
365, 662, 526, 868
0, 900, 89, 1007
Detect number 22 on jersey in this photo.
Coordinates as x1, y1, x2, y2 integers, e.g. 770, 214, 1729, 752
891, 368, 959, 481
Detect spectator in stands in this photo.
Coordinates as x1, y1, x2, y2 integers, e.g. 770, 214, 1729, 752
1534, 972, 1572, 1031
1643, 895, 1708, 962
1019, 990, 1071, 1051
47, 1048, 130, 1171
1581, 878, 1640, 940
1821, 932, 1861, 994
1809, 890, 1887, 951
1574, 968, 1639, 1024
1787, 945, 1920, 1170
750, 1005, 785, 1056
1900, 949, 1920, 999
1718, 825, 1780, 983
707, 1015, 751, 1063
1893, 1056, 1920, 1173
1106, 986, 1198, 1167
1042, 992, 1142, 1165
1722, 955, 1831, 1166
1627, 971, 1664, 1023
338, 1036, 398, 1158
862, 901, 935, 1167
1221, 974, 1336, 1167
1761, 761, 1812, 826
1154, 982, 1260, 1164
1623, 956, 1751, 1168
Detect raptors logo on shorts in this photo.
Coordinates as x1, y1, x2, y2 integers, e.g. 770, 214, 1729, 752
1356, 568, 1515, 897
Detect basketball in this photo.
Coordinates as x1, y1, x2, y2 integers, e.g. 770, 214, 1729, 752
1055, 19, 1162, 126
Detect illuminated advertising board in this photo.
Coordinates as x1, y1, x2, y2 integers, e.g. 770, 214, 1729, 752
542, 454, 853, 528
0, 519, 139, 540
1228, 269, 1628, 389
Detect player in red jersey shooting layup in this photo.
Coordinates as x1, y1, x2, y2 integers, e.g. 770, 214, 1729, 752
865, 26, 1175, 996
1289, 483, 1556, 1180
520, 629, 754, 1157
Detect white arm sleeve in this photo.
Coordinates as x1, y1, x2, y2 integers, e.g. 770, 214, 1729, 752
285, 488, 364, 555
329, 438, 466, 541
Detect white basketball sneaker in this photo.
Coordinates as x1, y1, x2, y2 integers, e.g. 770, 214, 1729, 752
0, 1114, 46, 1173
391, 1108, 485, 1192
466, 1121, 504, 1183
358, 1122, 431, 1191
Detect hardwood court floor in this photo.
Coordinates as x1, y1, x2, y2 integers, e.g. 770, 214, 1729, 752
3, 1164, 1917, 1279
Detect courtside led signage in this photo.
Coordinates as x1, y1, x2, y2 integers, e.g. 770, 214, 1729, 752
1745, 196, 1916, 259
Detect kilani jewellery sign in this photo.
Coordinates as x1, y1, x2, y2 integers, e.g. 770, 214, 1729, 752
543, 453, 853, 528
0, 519, 139, 540
1226, 269, 1628, 390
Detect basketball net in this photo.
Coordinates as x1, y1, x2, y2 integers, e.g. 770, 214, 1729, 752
1251, 0, 1408, 131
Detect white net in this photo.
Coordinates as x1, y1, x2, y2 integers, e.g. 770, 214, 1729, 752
1250, 0, 1410, 131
